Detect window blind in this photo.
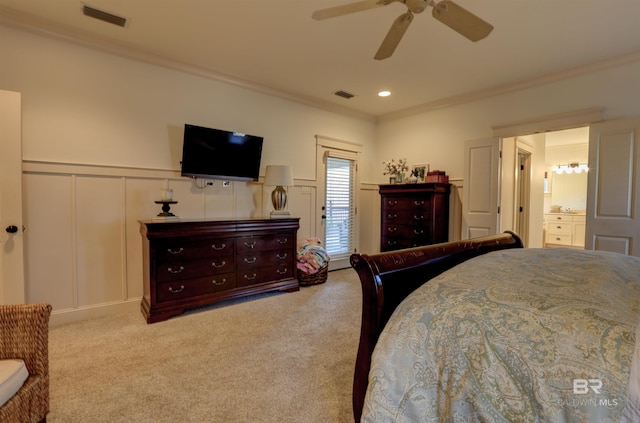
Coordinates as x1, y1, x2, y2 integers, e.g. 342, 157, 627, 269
325, 156, 355, 259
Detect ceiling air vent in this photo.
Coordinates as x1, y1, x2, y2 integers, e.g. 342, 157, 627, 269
334, 90, 355, 99
82, 5, 127, 27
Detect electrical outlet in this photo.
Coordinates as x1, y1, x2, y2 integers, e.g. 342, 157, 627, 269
222, 180, 231, 188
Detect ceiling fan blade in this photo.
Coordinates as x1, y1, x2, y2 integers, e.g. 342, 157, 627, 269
432, 0, 493, 42
374, 11, 414, 60
312, 0, 385, 20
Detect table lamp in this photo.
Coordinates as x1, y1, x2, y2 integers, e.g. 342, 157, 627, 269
264, 165, 294, 218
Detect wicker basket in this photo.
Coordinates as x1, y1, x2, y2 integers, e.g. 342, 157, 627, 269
298, 265, 328, 286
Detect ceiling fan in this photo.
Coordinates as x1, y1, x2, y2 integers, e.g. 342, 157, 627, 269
312, 0, 493, 60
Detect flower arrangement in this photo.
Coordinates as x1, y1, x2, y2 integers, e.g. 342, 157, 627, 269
382, 158, 409, 178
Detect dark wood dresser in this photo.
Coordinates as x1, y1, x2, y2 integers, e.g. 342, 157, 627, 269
140, 218, 300, 323
379, 183, 450, 252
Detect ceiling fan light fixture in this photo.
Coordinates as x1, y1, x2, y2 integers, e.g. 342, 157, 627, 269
406, 0, 428, 14
378, 91, 391, 97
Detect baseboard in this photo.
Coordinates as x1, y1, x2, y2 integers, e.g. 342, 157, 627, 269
49, 298, 141, 326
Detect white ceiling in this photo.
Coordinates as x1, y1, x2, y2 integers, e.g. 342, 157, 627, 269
2, 0, 640, 120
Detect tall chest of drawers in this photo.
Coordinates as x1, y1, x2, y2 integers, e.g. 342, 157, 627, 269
379, 183, 450, 252
140, 218, 299, 323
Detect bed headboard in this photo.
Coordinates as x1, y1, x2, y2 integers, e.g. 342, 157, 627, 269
349, 231, 523, 422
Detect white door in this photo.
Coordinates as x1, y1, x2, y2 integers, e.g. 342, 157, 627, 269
316, 142, 359, 270
462, 137, 501, 239
0, 90, 26, 303
586, 118, 640, 256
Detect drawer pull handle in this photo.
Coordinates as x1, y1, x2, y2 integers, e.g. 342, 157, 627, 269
387, 227, 397, 232
556, 237, 562, 241
167, 266, 184, 274
212, 278, 226, 286
414, 229, 424, 235
244, 241, 257, 248
167, 248, 184, 254
556, 226, 562, 229
387, 241, 397, 246
277, 238, 288, 244
212, 261, 226, 268
387, 200, 398, 206
212, 243, 226, 250
168, 285, 185, 293
244, 257, 257, 264
387, 214, 397, 219
414, 200, 424, 205
414, 215, 424, 220
244, 273, 257, 280
277, 253, 288, 259
276, 268, 287, 275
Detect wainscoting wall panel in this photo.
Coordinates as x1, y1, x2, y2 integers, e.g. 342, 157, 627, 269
22, 161, 319, 325
75, 176, 126, 306
23, 173, 75, 310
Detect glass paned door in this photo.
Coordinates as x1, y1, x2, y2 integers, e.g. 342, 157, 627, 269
324, 156, 355, 261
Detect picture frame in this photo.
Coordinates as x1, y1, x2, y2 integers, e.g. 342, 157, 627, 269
411, 164, 429, 182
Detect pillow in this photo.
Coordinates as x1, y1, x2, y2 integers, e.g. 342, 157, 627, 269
0, 359, 29, 408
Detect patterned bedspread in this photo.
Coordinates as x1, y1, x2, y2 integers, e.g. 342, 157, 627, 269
362, 248, 640, 422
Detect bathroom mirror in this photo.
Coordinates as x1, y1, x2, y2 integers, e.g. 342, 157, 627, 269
551, 171, 588, 211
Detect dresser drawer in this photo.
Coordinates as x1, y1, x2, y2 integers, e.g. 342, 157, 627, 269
237, 265, 293, 287
382, 232, 431, 249
382, 196, 431, 210
237, 250, 293, 271
547, 222, 572, 234
546, 214, 573, 223
236, 233, 294, 253
157, 273, 236, 303
382, 209, 432, 225
546, 233, 572, 245
380, 237, 414, 251
156, 238, 234, 262
156, 255, 234, 282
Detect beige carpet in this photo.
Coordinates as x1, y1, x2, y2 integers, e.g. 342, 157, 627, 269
47, 269, 361, 423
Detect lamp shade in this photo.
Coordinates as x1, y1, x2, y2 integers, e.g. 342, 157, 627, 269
264, 165, 293, 186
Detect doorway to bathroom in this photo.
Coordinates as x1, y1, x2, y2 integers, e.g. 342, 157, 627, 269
543, 127, 589, 249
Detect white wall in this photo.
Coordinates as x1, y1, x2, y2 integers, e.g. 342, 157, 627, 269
1, 25, 377, 323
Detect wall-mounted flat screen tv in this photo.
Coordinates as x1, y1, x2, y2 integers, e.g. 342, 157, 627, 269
180, 124, 263, 181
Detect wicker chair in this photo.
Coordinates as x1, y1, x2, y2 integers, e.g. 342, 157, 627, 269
0, 304, 52, 423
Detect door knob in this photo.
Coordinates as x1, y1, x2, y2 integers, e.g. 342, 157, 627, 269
5, 225, 18, 234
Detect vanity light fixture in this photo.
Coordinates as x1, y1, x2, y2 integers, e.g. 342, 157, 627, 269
554, 162, 589, 174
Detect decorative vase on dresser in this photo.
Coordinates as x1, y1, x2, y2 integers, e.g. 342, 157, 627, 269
379, 183, 450, 252
139, 217, 300, 323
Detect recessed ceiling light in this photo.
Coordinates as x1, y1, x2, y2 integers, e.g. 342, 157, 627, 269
378, 91, 391, 97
